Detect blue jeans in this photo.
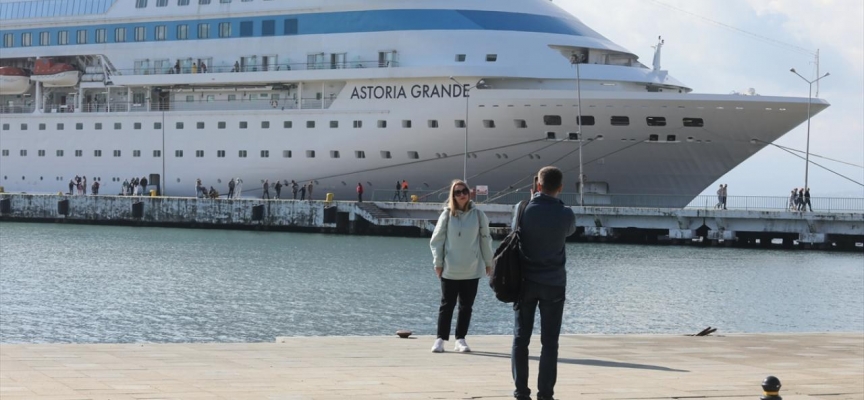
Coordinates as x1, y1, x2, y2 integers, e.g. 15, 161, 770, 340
512, 280, 566, 399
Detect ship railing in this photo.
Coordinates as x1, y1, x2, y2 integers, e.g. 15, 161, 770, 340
67, 98, 334, 113
371, 190, 864, 212
0, 104, 36, 114
124, 60, 396, 76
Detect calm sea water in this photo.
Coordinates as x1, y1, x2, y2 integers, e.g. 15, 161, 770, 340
1, 222, 862, 343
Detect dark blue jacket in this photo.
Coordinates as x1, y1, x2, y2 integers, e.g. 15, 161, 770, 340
511, 193, 576, 287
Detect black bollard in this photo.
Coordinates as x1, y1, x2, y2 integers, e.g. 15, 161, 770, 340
760, 376, 781, 400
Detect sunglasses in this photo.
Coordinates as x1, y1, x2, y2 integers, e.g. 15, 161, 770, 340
453, 188, 470, 197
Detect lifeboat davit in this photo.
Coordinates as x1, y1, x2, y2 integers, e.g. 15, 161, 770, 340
0, 66, 32, 95
30, 59, 80, 88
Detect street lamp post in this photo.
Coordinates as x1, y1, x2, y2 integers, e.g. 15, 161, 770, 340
572, 53, 585, 206
790, 68, 829, 192
449, 77, 477, 184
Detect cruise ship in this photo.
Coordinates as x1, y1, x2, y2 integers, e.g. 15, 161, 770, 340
0, 0, 829, 204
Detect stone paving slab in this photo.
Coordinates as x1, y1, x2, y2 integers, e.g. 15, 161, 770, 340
1, 333, 862, 400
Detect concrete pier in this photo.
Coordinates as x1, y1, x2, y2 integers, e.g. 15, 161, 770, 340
1, 194, 862, 250
1, 333, 861, 399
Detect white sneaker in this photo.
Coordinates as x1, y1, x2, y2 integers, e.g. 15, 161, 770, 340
431, 338, 445, 353
454, 339, 471, 353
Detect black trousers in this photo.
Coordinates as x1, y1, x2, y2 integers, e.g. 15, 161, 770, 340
437, 277, 479, 341
512, 280, 566, 400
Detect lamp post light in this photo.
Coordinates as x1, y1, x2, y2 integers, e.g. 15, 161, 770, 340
449, 77, 480, 184
789, 68, 829, 192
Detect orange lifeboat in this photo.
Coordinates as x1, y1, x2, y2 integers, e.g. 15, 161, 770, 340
0, 66, 31, 95
30, 59, 80, 87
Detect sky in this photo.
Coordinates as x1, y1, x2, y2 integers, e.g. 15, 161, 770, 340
556, 0, 864, 197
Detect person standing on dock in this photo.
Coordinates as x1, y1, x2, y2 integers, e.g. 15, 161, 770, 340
236, 178, 243, 198
429, 180, 494, 354
262, 180, 271, 200
788, 189, 797, 211
140, 176, 148, 196
299, 184, 306, 200
82, 176, 88, 195
307, 181, 314, 200
357, 182, 364, 202
393, 180, 402, 201
291, 180, 299, 200
275, 180, 283, 199
511, 166, 576, 400
227, 178, 235, 199
721, 184, 728, 210
122, 179, 129, 197
715, 184, 723, 209
401, 180, 409, 202
796, 188, 805, 211
804, 188, 812, 212
68, 178, 75, 195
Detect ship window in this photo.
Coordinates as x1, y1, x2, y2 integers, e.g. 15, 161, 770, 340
115, 28, 127, 43
547, 132, 556, 140
262, 20, 275, 36
408, 151, 419, 159
38, 150, 45, 157
1, 124, 7, 130
238, 150, 247, 157
56, 150, 65, 157
456, 54, 466, 62
610, 116, 629, 126
134, 27, 146, 42
197, 122, 205, 129
514, 119, 527, 128
240, 121, 248, 129
21, 150, 28, 156
543, 115, 562, 126
577, 116, 595, 126
195, 150, 203, 158
283, 150, 292, 158
199, 0, 211, 4
306, 150, 315, 158
39, 123, 46, 130
428, 120, 439, 128
239, 21, 253, 37
134, 123, 141, 130
646, 117, 666, 127
330, 151, 340, 158
198, 23, 210, 39
114, 123, 122, 130
284, 121, 293, 128
402, 120, 412, 128
262, 121, 270, 129
76, 150, 83, 157
40, 31, 50, 46
307, 121, 315, 128
153, 150, 161, 157
351, 120, 362, 128
218, 122, 226, 129
483, 120, 496, 128
58, 31, 69, 45
355, 151, 366, 159
157, 0, 168, 6
176, 122, 184, 129
94, 150, 102, 157
330, 121, 339, 128
136, 0, 147, 8
486, 54, 498, 62
175, 150, 184, 157
96, 29, 106, 44
155, 25, 167, 41
154, 122, 162, 129
220, 22, 233, 38
113, 150, 121, 157
683, 118, 704, 127
455, 120, 465, 128
57, 123, 64, 130
184, 96, 193, 103
76, 30, 86, 44
568, 133, 580, 140
3, 34, 12, 48
177, 25, 189, 40
21, 123, 28, 130
378, 120, 387, 128
667, 135, 677, 142
649, 134, 659, 142
178, 0, 189, 5
381, 151, 392, 159
284, 19, 299, 35
133, 150, 141, 157
1, 150, 6, 156
22, 33, 32, 47
76, 123, 83, 130
217, 150, 226, 158
220, 0, 231, 3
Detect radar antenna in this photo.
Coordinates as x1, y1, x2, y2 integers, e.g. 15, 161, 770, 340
652, 36, 665, 71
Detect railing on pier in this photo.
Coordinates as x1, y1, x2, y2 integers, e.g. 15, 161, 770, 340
127, 59, 398, 76
372, 190, 864, 213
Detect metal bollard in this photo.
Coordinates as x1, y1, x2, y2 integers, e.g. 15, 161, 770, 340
760, 376, 781, 400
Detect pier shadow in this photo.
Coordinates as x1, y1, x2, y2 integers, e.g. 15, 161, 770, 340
463, 351, 688, 373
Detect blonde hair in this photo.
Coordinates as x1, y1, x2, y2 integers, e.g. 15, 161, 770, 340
447, 179, 470, 216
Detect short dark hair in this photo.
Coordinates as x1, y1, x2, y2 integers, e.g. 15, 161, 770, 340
537, 166, 563, 192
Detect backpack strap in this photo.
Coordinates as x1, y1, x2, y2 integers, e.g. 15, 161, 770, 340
514, 200, 529, 231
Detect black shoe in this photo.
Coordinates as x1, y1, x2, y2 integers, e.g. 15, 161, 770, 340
516, 397, 532, 400
537, 396, 555, 400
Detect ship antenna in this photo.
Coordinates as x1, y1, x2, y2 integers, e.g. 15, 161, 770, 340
652, 36, 665, 71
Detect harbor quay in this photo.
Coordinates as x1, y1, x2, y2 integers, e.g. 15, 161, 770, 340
0, 333, 862, 399
0, 193, 862, 250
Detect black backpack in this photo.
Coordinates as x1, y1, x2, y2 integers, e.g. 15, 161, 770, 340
489, 200, 528, 303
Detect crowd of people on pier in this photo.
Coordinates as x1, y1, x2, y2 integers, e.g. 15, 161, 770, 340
789, 187, 813, 211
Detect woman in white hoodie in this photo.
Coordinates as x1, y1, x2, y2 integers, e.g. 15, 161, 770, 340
429, 180, 494, 353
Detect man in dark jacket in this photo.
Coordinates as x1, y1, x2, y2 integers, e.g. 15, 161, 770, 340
510, 166, 576, 400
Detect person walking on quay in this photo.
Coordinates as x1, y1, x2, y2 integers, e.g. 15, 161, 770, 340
227, 178, 236, 199
307, 181, 314, 200
788, 189, 797, 211
715, 184, 723, 209
299, 183, 306, 200
796, 188, 805, 211
357, 182, 364, 202
429, 180, 494, 354
236, 178, 243, 198
275, 179, 283, 199
291, 180, 299, 200
804, 188, 812, 212
262, 180, 271, 200
401, 179, 409, 202
393, 180, 402, 201
721, 184, 728, 210
140, 176, 148, 196
511, 166, 576, 400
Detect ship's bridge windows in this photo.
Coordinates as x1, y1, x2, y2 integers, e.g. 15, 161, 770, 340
683, 118, 704, 127
402, 120, 412, 128
154, 122, 162, 129
456, 54, 466, 62
176, 122, 184, 129
577, 116, 595, 126
610, 116, 629, 126
240, 121, 248, 129
115, 28, 127, 43
38, 150, 45, 157
486, 54, 498, 62
178, 0, 190, 5
58, 31, 69, 45
428, 120, 439, 128
218, 150, 226, 158
330, 121, 339, 128
378, 120, 387, 128
40, 31, 50, 46
94, 150, 102, 157
177, 25, 189, 40
136, 0, 147, 8
22, 33, 32, 47
262, 121, 270, 129
133, 150, 141, 157
39, 123, 46, 130
455, 120, 465, 128
284, 19, 299, 35
198, 24, 211, 39
76, 30, 87, 44
153, 150, 161, 157
96, 29, 106, 44
483, 120, 496, 128
307, 121, 316, 128
157, 0, 168, 6
284, 121, 293, 129
646, 117, 666, 127
380, 151, 392, 159
514, 119, 527, 128
57, 123, 64, 130
197, 122, 205, 129
262, 20, 276, 36
114, 123, 122, 130
220, 22, 233, 38
543, 115, 562, 126
3, 34, 12, 48
240, 21, 253, 37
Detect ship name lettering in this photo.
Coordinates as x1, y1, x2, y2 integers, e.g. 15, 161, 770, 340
351, 84, 469, 100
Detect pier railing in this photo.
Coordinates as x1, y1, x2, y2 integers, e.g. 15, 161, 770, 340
372, 190, 864, 213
